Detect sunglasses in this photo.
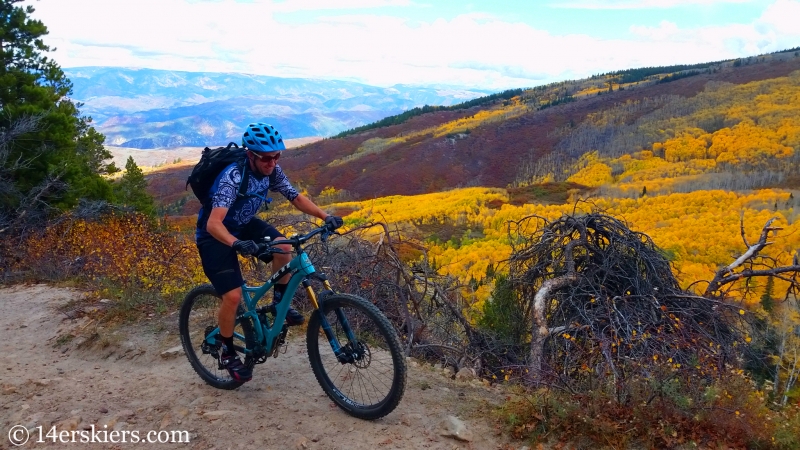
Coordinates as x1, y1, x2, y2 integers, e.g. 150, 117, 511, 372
250, 151, 281, 163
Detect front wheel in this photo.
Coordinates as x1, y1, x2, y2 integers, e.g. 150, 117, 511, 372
307, 293, 407, 420
179, 284, 255, 390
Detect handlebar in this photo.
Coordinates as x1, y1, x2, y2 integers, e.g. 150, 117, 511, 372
254, 224, 338, 257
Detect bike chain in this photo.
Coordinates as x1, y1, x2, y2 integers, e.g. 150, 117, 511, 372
271, 325, 289, 358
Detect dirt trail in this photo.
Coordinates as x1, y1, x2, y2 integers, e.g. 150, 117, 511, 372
0, 284, 518, 450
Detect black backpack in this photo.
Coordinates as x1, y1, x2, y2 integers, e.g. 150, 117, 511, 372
186, 142, 251, 205
186, 141, 279, 224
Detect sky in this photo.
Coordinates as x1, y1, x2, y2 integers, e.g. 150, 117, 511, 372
26, 0, 800, 90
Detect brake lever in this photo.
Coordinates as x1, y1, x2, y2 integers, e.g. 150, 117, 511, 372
320, 229, 340, 243
256, 242, 290, 255
259, 247, 291, 255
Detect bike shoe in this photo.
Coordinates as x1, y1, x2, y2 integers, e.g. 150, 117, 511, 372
219, 352, 252, 382
284, 307, 305, 326
268, 302, 305, 326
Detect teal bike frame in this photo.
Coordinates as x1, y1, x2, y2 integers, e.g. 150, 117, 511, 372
205, 227, 348, 359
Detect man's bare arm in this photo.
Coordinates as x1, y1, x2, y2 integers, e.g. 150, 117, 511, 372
290, 194, 329, 221
206, 207, 238, 246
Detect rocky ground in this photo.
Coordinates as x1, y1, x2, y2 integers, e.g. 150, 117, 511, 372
0, 284, 524, 450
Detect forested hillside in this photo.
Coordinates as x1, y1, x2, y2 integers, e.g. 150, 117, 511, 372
320, 186, 799, 306
146, 49, 800, 218
276, 53, 800, 306
273, 49, 800, 198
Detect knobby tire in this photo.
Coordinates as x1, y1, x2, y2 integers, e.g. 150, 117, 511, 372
306, 293, 407, 420
179, 284, 255, 390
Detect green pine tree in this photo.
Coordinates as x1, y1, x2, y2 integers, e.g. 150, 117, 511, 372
1, 0, 115, 224
760, 276, 775, 313
477, 274, 527, 345
485, 263, 496, 280
114, 157, 155, 215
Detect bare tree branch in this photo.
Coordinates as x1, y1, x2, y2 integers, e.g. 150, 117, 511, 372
704, 217, 797, 297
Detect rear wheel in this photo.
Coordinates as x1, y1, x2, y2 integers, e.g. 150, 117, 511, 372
179, 284, 255, 390
306, 293, 406, 420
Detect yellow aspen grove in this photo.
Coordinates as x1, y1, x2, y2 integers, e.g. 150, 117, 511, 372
325, 187, 798, 307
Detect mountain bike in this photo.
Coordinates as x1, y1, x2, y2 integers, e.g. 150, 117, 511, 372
178, 224, 407, 420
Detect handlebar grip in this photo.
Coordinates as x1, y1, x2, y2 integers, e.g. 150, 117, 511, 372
257, 251, 274, 263
256, 245, 290, 255
257, 225, 334, 249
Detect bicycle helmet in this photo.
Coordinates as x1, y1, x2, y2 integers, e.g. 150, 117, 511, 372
242, 123, 286, 152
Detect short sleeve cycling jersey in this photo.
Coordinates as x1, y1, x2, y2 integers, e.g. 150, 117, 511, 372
195, 163, 299, 242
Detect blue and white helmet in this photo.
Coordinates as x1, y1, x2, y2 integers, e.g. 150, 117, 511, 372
242, 123, 286, 152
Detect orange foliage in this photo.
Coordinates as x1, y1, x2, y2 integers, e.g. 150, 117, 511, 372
17, 213, 205, 296
709, 121, 794, 165
663, 128, 711, 162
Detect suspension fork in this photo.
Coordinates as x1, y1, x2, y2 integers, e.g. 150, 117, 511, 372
304, 274, 357, 356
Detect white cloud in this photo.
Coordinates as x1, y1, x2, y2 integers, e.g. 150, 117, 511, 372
552, 0, 751, 9
629, 0, 800, 56
25, 0, 800, 90
271, 0, 414, 12
759, 0, 800, 35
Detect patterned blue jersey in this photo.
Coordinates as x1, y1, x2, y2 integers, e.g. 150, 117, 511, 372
195, 162, 299, 242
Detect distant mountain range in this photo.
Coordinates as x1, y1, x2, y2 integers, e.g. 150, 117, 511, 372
143, 49, 800, 214
64, 67, 491, 148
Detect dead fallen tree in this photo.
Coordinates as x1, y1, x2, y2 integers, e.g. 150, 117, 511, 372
503, 213, 786, 394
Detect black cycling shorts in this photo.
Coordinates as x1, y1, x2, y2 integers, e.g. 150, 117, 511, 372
196, 218, 284, 296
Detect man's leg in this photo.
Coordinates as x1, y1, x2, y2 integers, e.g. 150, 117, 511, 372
216, 287, 252, 382
271, 247, 292, 284
270, 244, 305, 325
197, 238, 252, 382
241, 219, 305, 326
218, 287, 242, 340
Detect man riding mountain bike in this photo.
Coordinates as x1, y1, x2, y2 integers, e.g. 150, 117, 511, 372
195, 123, 343, 382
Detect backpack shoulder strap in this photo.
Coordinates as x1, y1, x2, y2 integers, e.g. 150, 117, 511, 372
269, 166, 278, 186
237, 159, 250, 198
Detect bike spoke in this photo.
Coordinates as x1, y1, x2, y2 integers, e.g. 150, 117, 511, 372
182, 288, 249, 385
